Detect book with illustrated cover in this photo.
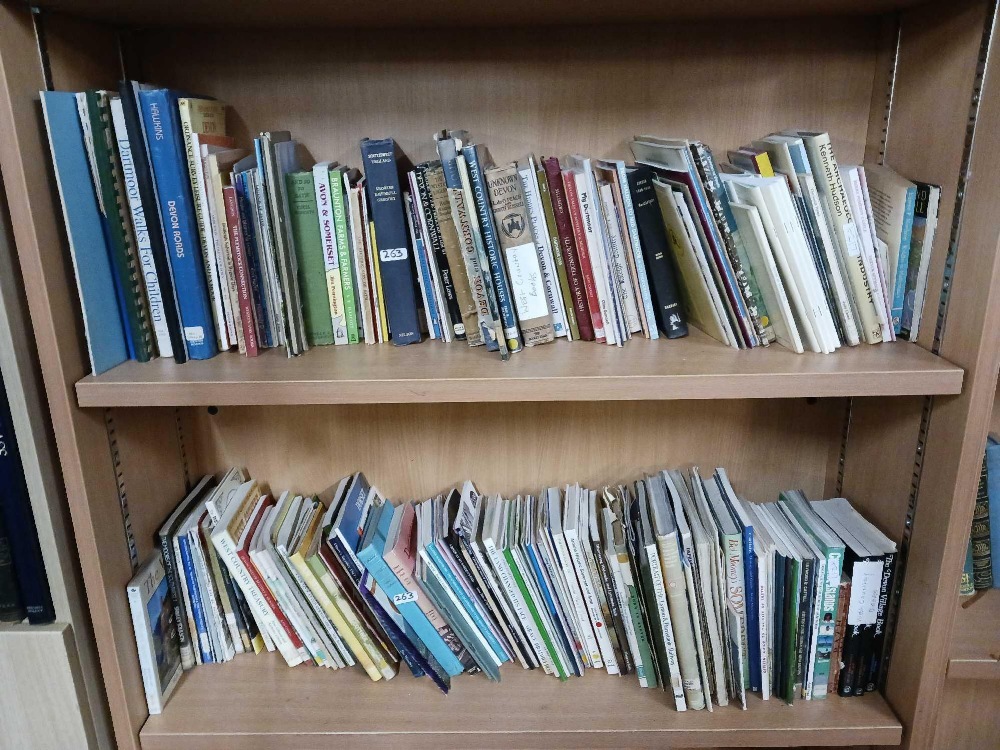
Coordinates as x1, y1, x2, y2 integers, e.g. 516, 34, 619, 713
127, 552, 182, 715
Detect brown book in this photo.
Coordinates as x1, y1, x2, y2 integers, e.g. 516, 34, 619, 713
828, 575, 851, 695
484, 163, 554, 346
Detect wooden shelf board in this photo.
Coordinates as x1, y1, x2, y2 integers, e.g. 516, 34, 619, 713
139, 654, 903, 750
41, 0, 921, 30
948, 588, 1000, 680
75, 334, 963, 408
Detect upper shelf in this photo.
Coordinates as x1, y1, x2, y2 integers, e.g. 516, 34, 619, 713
41, 0, 922, 29
75, 332, 963, 407
948, 589, 1000, 681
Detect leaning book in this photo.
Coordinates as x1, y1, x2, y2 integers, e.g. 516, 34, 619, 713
127, 551, 183, 715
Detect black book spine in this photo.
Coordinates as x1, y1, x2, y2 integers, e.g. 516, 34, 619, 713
626, 167, 689, 338
413, 164, 465, 340
791, 193, 845, 343
0, 376, 54, 624
794, 556, 814, 697
971, 454, 993, 589
867, 550, 896, 692
772, 554, 786, 698
159, 531, 195, 668
0, 511, 25, 622
117, 80, 187, 363
590, 530, 633, 675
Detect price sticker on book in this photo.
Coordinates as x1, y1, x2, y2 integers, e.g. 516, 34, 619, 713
393, 591, 417, 605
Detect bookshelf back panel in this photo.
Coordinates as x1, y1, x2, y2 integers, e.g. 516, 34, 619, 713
133, 16, 877, 171
181, 398, 841, 503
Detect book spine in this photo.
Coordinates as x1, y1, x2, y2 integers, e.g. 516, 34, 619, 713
643, 543, 684, 702
0, 511, 23, 623
961, 540, 976, 595
575, 172, 619, 345
599, 184, 642, 336
110, 99, 172, 359
972, 454, 994, 589
236, 543, 304, 653
482, 537, 549, 671
518, 166, 567, 338
504, 547, 562, 677
811, 549, 843, 699
312, 167, 348, 344
619, 550, 661, 693
543, 158, 592, 340
562, 173, 606, 341
360, 138, 421, 345
552, 532, 602, 667
367, 221, 389, 342
743, 528, 761, 693
615, 162, 658, 340
829, 578, 850, 694
222, 186, 259, 356
404, 190, 441, 339
176, 534, 214, 663
566, 529, 616, 668
690, 142, 767, 345
414, 166, 465, 340
804, 556, 826, 699
287, 172, 335, 346
234, 174, 271, 348
427, 165, 478, 344
536, 165, 579, 340
891, 187, 917, 334
794, 557, 813, 698
207, 163, 244, 354
330, 173, 360, 343
485, 165, 554, 346
867, 550, 895, 692
658, 538, 705, 709
192, 529, 232, 661
792, 192, 844, 344
346, 183, 375, 344
804, 134, 883, 344
464, 147, 522, 352
139, 90, 218, 359
126, 583, 163, 713
590, 537, 631, 674
159, 532, 195, 668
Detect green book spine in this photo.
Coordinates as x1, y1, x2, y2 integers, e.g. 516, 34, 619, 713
784, 559, 801, 704
330, 171, 359, 343
286, 172, 334, 345
961, 539, 975, 595
536, 164, 579, 341
85, 90, 154, 361
971, 453, 994, 589
503, 548, 566, 680
623, 574, 657, 687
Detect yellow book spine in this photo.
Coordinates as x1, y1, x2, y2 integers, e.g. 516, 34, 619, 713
368, 221, 389, 341
753, 152, 775, 178
289, 552, 381, 681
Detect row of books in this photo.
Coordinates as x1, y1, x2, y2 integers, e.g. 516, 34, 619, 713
0, 368, 55, 625
43, 81, 941, 373
961, 434, 1000, 594
130, 466, 896, 716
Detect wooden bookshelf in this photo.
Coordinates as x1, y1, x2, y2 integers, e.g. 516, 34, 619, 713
75, 335, 963, 407
140, 654, 903, 750
948, 589, 1000, 681
3, 1, 1000, 750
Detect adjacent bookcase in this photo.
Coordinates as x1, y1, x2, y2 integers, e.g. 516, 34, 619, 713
1, 1, 999, 749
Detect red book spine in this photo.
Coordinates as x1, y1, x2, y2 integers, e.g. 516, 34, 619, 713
561, 171, 605, 342
223, 186, 259, 357
542, 157, 594, 341
237, 501, 303, 651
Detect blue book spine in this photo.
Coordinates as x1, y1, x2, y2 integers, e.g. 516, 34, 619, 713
525, 541, 575, 672
891, 186, 918, 334
0, 378, 54, 624
176, 533, 214, 664
359, 138, 421, 345
138, 89, 218, 360
463, 145, 522, 352
986, 436, 1000, 587
405, 195, 442, 339
358, 543, 464, 676
98, 215, 136, 361
426, 542, 507, 664
40, 91, 129, 375
234, 172, 272, 348
743, 526, 761, 692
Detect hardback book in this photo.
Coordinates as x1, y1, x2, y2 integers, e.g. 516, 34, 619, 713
782, 130, 883, 344
862, 164, 918, 334
138, 89, 218, 360
41, 91, 129, 374
286, 171, 335, 346
985, 435, 1000, 587
485, 162, 554, 345
542, 157, 593, 340
0, 511, 23, 622
464, 144, 523, 352
311, 163, 350, 345
900, 182, 941, 340
534, 164, 579, 340
560, 162, 608, 343
79, 90, 155, 362
970, 453, 993, 589
961, 539, 976, 596
127, 552, 183, 714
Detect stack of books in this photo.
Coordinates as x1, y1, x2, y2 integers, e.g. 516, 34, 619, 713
128, 466, 897, 715
42, 83, 941, 372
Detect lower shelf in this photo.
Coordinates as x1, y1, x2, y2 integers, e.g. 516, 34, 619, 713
139, 654, 903, 749
949, 588, 1000, 680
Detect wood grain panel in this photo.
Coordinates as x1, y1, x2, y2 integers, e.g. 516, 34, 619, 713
948, 589, 1000, 680
932, 678, 1000, 749
134, 17, 877, 173
183, 399, 841, 503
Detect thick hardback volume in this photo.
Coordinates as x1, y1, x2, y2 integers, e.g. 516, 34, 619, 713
971, 452, 993, 589
360, 138, 422, 345
138, 89, 219, 359
41, 91, 129, 374
464, 145, 523, 352
286, 171, 335, 346
627, 167, 689, 338
311, 163, 349, 344
485, 163, 555, 345
127, 552, 183, 714
82, 90, 155, 362
542, 157, 593, 340
0, 512, 24, 622
0, 378, 54, 624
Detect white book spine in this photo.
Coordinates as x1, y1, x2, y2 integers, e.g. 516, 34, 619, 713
552, 530, 602, 668
280, 549, 348, 666
313, 165, 348, 344
536, 532, 583, 672
518, 166, 567, 337
599, 184, 642, 334
210, 529, 300, 665
187, 528, 230, 661
645, 541, 687, 708
845, 169, 892, 340
756, 549, 770, 700
565, 526, 618, 670
109, 99, 172, 359
189, 134, 230, 350
403, 189, 438, 340
804, 557, 827, 699
910, 188, 940, 339
345, 182, 374, 344
411, 174, 453, 343
480, 538, 551, 673
172, 534, 201, 665
574, 172, 619, 345
205, 158, 244, 354
616, 161, 659, 339
605, 547, 646, 684
126, 582, 165, 714
254, 547, 321, 664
